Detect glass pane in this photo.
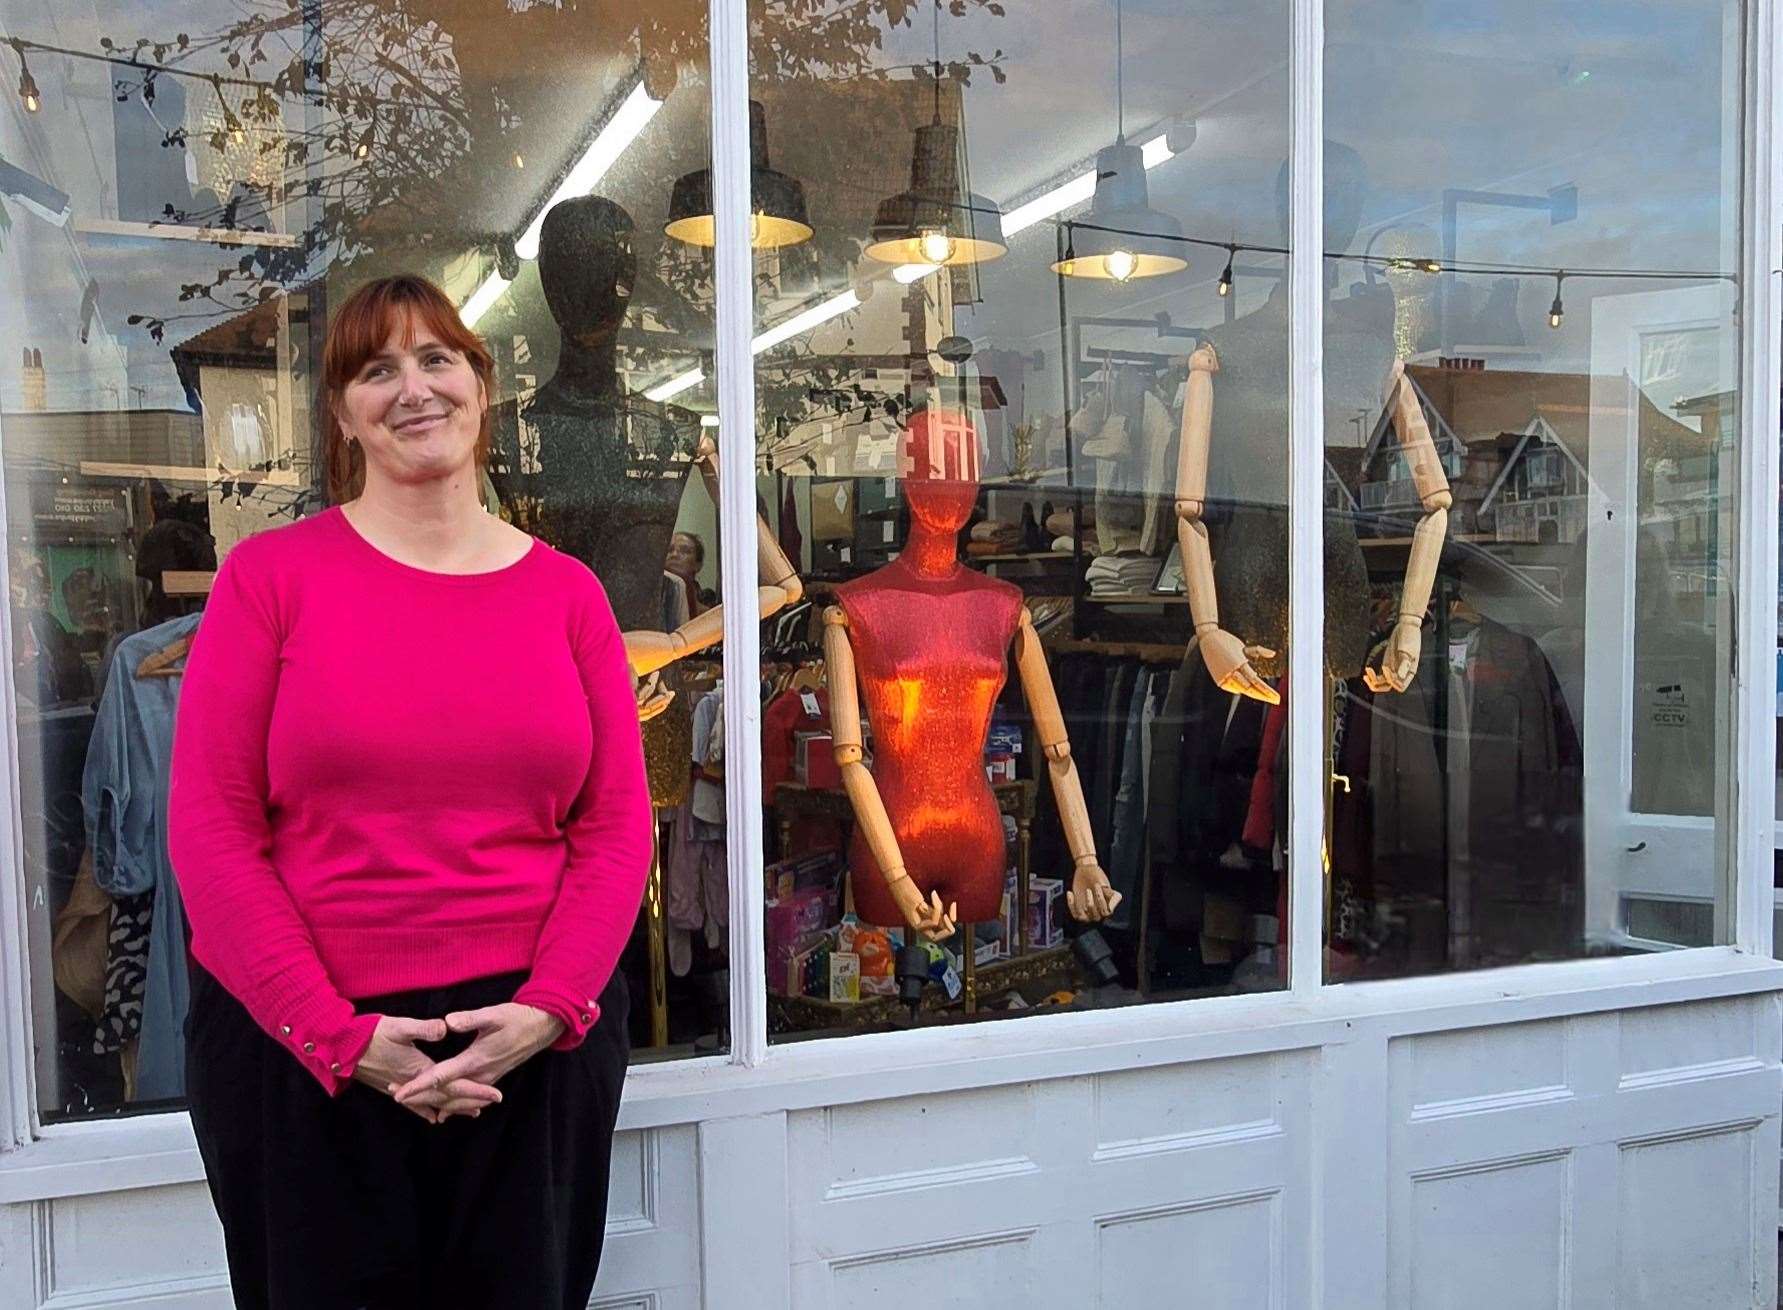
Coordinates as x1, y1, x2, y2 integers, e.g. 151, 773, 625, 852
1323, 0, 1743, 978
2, 1, 721, 1122
742, 0, 1292, 1042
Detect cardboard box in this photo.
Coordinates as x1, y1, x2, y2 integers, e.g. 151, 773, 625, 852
794, 730, 841, 790
828, 952, 861, 1002
1028, 876, 1065, 949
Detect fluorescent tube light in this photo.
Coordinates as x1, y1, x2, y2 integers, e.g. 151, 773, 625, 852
514, 82, 661, 261
641, 288, 864, 402
646, 368, 705, 402
1002, 131, 1172, 238
459, 273, 512, 329
752, 290, 860, 354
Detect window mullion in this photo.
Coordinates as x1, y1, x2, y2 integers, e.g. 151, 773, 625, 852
710, 0, 770, 1066
1287, 0, 1328, 994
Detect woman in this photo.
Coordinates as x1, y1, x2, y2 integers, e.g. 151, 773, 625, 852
167, 274, 652, 1310
665, 529, 706, 619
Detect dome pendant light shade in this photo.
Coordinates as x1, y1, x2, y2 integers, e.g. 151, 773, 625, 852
666, 100, 813, 250
1051, 140, 1186, 280
863, 120, 1007, 267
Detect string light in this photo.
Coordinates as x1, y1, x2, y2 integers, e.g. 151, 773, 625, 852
1217, 246, 1235, 297
355, 121, 374, 160
1548, 271, 1565, 329
14, 43, 39, 113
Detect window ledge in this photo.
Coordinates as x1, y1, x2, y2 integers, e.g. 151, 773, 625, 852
2, 945, 1779, 1205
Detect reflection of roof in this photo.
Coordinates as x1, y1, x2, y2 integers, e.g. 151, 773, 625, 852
172, 292, 306, 370
1400, 364, 1708, 468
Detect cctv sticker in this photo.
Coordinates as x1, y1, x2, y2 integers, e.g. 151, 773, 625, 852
1649, 682, 1691, 728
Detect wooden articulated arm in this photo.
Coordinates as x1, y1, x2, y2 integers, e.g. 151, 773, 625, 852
822, 607, 955, 941
624, 437, 807, 679
1012, 608, 1120, 922
1174, 343, 1278, 704
1363, 361, 1452, 694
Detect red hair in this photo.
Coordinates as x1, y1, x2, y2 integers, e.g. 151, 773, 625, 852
321, 275, 495, 504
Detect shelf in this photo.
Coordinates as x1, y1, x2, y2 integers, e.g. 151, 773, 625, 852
1082, 592, 1191, 605
74, 218, 298, 249
969, 550, 1074, 563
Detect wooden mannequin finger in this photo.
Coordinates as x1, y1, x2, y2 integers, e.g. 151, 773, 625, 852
1244, 645, 1277, 663
1105, 889, 1123, 914
1240, 666, 1281, 705
1066, 891, 1086, 921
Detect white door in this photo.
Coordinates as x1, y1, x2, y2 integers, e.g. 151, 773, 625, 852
1582, 282, 1738, 947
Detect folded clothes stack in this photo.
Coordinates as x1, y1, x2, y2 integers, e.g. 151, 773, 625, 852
1083, 552, 1161, 598
966, 520, 1023, 558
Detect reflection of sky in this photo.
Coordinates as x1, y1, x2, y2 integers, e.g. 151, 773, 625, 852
0, 0, 1744, 419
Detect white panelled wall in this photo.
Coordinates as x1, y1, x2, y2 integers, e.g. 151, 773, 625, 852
1, 959, 1779, 1308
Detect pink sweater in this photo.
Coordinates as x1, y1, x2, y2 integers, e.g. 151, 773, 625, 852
167, 507, 652, 1094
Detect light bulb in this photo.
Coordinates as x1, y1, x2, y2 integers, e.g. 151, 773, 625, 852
19, 65, 39, 113
23, 88, 38, 113
1103, 249, 1139, 282
1548, 281, 1565, 329
1217, 259, 1234, 297
513, 153, 525, 170
917, 228, 955, 265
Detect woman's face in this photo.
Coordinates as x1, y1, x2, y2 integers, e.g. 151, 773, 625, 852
337, 316, 486, 488
666, 534, 701, 578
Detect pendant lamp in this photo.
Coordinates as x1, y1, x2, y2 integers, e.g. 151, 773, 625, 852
666, 100, 812, 250
1051, 0, 1185, 281
863, 0, 1006, 268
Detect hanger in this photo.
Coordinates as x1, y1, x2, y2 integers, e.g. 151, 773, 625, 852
135, 633, 193, 679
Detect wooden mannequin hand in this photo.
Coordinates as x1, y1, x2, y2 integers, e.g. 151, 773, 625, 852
351, 1015, 502, 1125
1363, 618, 1423, 694
889, 874, 957, 942
635, 669, 675, 723
1197, 628, 1280, 704
390, 1003, 565, 1123
1066, 862, 1122, 922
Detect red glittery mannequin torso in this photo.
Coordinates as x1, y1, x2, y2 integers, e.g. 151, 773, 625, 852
835, 510, 1023, 927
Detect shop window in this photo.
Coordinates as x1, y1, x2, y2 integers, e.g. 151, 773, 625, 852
0, 0, 731, 1122
740, 0, 1295, 1040
1324, 0, 1742, 978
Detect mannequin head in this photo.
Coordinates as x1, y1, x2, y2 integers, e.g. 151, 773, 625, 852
1275, 141, 1366, 285
537, 195, 636, 348
899, 406, 981, 535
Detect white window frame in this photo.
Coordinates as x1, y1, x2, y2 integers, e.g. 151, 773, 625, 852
0, 0, 1778, 1205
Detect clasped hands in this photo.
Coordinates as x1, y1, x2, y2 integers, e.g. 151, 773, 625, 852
350, 1003, 565, 1125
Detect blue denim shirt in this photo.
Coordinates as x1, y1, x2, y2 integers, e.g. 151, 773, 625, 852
83, 613, 201, 1103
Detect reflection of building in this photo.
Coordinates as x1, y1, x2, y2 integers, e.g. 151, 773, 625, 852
169, 291, 314, 561
1352, 364, 1707, 546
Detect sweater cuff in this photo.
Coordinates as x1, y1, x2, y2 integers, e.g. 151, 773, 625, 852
274, 990, 382, 1095
513, 980, 598, 1052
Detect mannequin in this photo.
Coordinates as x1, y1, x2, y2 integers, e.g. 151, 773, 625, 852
526, 195, 801, 748
823, 407, 1120, 941
1172, 145, 1450, 701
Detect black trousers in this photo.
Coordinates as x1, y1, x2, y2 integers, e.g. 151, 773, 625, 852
186, 962, 629, 1310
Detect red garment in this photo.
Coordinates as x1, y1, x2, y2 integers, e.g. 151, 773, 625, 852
1243, 681, 1288, 851
761, 685, 830, 791
167, 508, 652, 1094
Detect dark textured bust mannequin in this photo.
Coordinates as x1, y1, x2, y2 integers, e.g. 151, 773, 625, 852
1198, 142, 1388, 677
527, 194, 698, 802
